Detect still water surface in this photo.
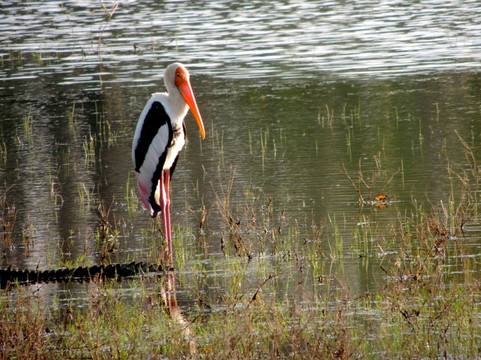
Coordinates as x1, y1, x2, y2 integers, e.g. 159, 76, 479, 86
1, 0, 481, 307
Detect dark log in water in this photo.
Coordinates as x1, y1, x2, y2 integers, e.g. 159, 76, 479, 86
0, 262, 167, 288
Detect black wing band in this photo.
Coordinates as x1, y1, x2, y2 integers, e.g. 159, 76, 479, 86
134, 101, 169, 172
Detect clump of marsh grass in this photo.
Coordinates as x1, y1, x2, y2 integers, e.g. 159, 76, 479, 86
342, 152, 399, 205
95, 199, 120, 264
211, 166, 301, 260
378, 213, 481, 358
0, 290, 50, 359
390, 132, 481, 258
1, 189, 17, 261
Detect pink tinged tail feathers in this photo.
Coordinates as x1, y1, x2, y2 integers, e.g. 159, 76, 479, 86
135, 172, 155, 217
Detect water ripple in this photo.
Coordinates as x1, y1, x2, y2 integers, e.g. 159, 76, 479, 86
1, 0, 480, 85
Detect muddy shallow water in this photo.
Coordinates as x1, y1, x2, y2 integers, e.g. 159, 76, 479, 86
1, 0, 481, 308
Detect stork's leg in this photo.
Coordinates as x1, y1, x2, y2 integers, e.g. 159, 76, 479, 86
164, 168, 173, 265
160, 169, 173, 267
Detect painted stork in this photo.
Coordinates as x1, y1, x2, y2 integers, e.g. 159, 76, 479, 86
132, 62, 205, 266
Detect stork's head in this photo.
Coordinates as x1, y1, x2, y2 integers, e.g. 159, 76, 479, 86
165, 63, 205, 139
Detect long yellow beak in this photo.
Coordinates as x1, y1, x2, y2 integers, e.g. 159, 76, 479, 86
177, 79, 205, 139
